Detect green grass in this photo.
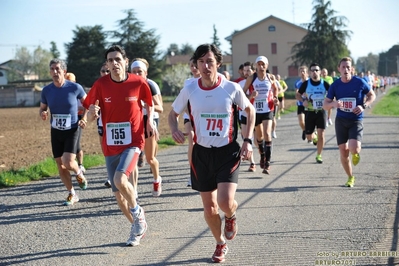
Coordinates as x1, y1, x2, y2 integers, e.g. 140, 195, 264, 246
0, 137, 177, 188
5, 86, 394, 188
371, 86, 399, 116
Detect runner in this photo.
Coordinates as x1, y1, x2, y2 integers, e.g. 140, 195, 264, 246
39, 59, 88, 206
168, 44, 255, 263
183, 58, 201, 186
84, 45, 156, 246
295, 66, 309, 141
323, 57, 376, 187
131, 58, 163, 197
243, 56, 279, 174
297, 63, 330, 163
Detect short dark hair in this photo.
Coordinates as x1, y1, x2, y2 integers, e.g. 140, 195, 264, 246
192, 44, 223, 66
104, 45, 127, 60
243, 61, 254, 70
238, 64, 244, 70
309, 63, 320, 69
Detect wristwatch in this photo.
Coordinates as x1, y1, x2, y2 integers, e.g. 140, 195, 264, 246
362, 103, 368, 109
243, 138, 252, 145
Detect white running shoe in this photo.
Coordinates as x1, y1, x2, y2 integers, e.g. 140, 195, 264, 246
272, 131, 277, 138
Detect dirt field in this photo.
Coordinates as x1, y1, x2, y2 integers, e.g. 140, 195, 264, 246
0, 103, 174, 171
0, 100, 295, 171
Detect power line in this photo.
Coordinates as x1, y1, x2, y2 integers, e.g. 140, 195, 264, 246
0, 44, 37, 47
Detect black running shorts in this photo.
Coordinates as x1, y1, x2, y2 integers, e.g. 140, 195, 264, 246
191, 141, 241, 192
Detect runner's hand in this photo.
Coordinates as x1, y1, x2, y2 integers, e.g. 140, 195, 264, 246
172, 130, 186, 144
240, 141, 253, 160
89, 100, 100, 119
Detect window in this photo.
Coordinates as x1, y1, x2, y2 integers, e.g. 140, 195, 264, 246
271, 43, 277, 54
288, 65, 298, 77
268, 25, 276, 32
272, 66, 278, 75
248, 44, 258, 55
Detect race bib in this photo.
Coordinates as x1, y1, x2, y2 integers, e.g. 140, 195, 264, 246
254, 98, 267, 112
52, 114, 71, 130
312, 94, 325, 110
339, 97, 356, 112
106, 122, 132, 146
199, 113, 229, 138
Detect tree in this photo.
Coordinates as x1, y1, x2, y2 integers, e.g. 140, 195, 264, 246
162, 63, 191, 95
7, 46, 53, 82
290, 0, 352, 72
7, 47, 33, 81
32, 46, 53, 80
166, 43, 180, 56
49, 41, 60, 59
164, 43, 195, 58
111, 9, 163, 82
356, 53, 378, 74
211, 24, 221, 51
180, 43, 195, 56
65, 25, 108, 87
378, 45, 399, 76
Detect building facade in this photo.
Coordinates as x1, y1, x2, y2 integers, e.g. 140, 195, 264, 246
227, 15, 307, 80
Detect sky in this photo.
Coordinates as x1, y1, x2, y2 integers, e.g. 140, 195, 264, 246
1, 0, 398, 64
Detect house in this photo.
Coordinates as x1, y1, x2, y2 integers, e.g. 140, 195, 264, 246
0, 60, 12, 85
226, 15, 308, 80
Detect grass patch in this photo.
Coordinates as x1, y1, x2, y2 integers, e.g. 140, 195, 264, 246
372, 86, 399, 116
0, 137, 178, 188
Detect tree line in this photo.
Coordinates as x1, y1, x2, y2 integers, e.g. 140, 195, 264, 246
5, 1, 399, 93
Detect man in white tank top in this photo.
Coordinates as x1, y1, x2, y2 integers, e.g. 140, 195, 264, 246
169, 44, 255, 263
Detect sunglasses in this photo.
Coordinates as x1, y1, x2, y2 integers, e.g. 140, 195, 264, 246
101, 70, 110, 73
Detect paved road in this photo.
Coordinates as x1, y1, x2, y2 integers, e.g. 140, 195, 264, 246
1, 92, 399, 265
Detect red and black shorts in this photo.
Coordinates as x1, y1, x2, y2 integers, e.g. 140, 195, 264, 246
190, 141, 241, 192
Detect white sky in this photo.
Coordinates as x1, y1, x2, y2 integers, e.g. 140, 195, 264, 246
0, 0, 398, 64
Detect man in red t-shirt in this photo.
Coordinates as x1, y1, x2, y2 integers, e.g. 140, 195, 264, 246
84, 45, 157, 247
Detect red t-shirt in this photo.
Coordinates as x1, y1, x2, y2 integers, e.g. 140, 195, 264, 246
83, 73, 153, 156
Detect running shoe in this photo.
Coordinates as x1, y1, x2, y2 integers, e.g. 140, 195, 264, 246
352, 153, 360, 166
248, 163, 256, 172
126, 209, 147, 247
345, 176, 355, 187
328, 118, 333, 126
132, 206, 147, 236
152, 177, 162, 197
315, 154, 323, 164
272, 131, 277, 138
187, 178, 192, 187
76, 172, 88, 190
277, 116, 281, 120
262, 161, 271, 174
224, 213, 237, 240
312, 133, 318, 146
104, 180, 112, 188
64, 193, 79, 206
79, 164, 86, 174
302, 131, 306, 141
211, 243, 229, 263
137, 152, 145, 168
126, 233, 142, 247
